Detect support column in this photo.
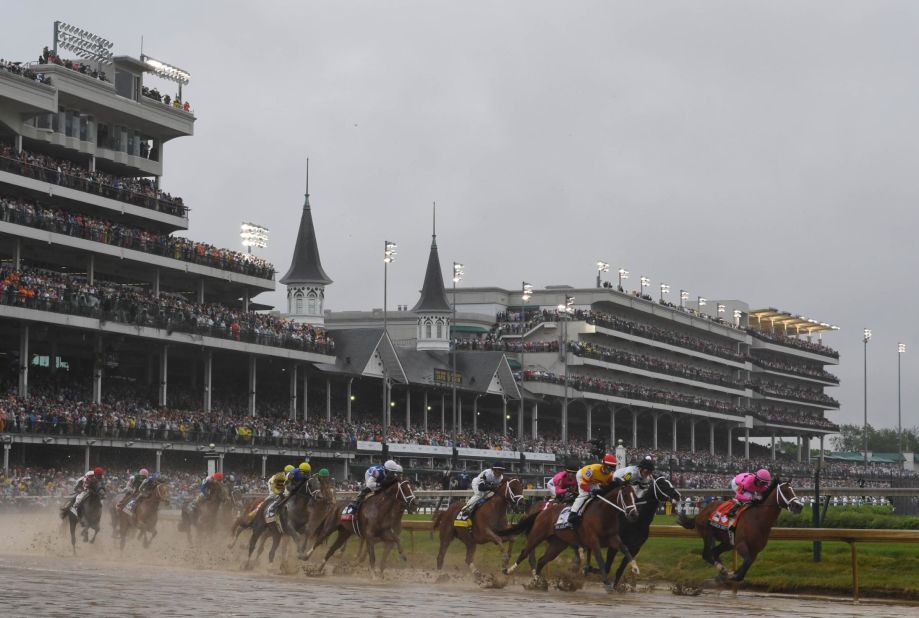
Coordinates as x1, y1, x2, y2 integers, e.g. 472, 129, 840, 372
458, 397, 463, 433
243, 289, 250, 313
18, 324, 29, 399
87, 254, 95, 285
261, 454, 267, 478
203, 351, 213, 413
745, 428, 750, 459
302, 372, 309, 422
289, 364, 298, 421
771, 432, 776, 461
13, 134, 22, 154
158, 345, 168, 407
609, 407, 616, 447
155, 450, 162, 474
218, 453, 224, 473
153, 268, 160, 298
197, 279, 205, 304
690, 420, 696, 453
3, 442, 10, 475
346, 378, 354, 423
325, 378, 331, 421
502, 397, 507, 436
49, 339, 58, 375
797, 435, 803, 463
672, 416, 678, 452
652, 412, 659, 450
472, 395, 478, 434
406, 390, 411, 428
709, 422, 715, 456
441, 393, 446, 433
13, 237, 21, 270
84, 445, 90, 470
632, 409, 638, 447
806, 436, 812, 464
92, 336, 102, 404
531, 402, 538, 440
248, 355, 256, 418
423, 392, 429, 433
727, 427, 733, 459
819, 435, 825, 466
585, 404, 593, 441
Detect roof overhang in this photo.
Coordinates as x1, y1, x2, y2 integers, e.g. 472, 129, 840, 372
748, 308, 839, 336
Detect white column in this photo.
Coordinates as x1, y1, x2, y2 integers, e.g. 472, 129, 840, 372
472, 396, 478, 434
531, 402, 538, 440
326, 378, 331, 421
672, 416, 678, 452
87, 254, 95, 285
423, 392, 429, 432
652, 412, 659, 450
806, 436, 812, 464
197, 279, 205, 304
346, 378, 353, 423
92, 337, 102, 404
727, 427, 733, 459
13, 134, 22, 153
248, 355, 256, 418
261, 455, 267, 478
709, 422, 715, 456
819, 435, 825, 466
302, 373, 309, 422
797, 435, 803, 463
744, 428, 750, 459
243, 289, 250, 313
690, 420, 696, 453
609, 407, 616, 447
458, 397, 463, 433
203, 351, 213, 413
406, 390, 412, 429
158, 345, 168, 407
155, 450, 163, 474
502, 397, 507, 436
84, 445, 90, 470
632, 409, 638, 448
18, 324, 29, 399
585, 404, 592, 441
3, 443, 11, 474
218, 453, 224, 473
771, 432, 776, 461
13, 237, 21, 270
153, 268, 160, 298
441, 394, 446, 433
289, 364, 298, 421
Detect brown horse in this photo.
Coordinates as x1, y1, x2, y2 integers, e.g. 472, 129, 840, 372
500, 483, 640, 591
116, 479, 170, 549
178, 480, 228, 544
304, 479, 417, 576
433, 476, 525, 573
677, 477, 803, 582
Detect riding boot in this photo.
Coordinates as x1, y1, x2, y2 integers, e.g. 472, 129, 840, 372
353, 487, 372, 510
568, 509, 582, 527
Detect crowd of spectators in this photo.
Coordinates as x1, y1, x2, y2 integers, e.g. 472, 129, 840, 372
140, 86, 192, 113
751, 356, 839, 383
753, 379, 840, 407
0, 266, 333, 354
750, 405, 839, 431
454, 336, 559, 353
749, 328, 839, 359
1, 58, 51, 85
521, 369, 741, 416
0, 193, 275, 279
37, 46, 107, 82
569, 341, 745, 390
0, 142, 186, 217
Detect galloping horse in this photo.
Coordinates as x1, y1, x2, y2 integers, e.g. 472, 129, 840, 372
594, 476, 682, 587
286, 475, 336, 557
179, 480, 228, 543
242, 494, 300, 570
500, 482, 640, 591
304, 479, 417, 576
678, 477, 803, 582
64, 484, 104, 554
116, 478, 170, 549
433, 476, 525, 573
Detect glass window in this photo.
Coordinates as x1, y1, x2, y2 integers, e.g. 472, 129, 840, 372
425, 322, 432, 338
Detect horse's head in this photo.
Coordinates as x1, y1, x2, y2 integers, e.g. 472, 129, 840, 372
652, 476, 682, 505
774, 480, 803, 514
502, 477, 526, 512
396, 479, 417, 514
155, 480, 170, 504
601, 482, 639, 522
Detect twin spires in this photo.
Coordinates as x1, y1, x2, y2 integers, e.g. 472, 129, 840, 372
413, 205, 452, 351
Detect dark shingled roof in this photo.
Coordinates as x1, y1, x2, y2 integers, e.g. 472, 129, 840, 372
280, 192, 332, 285
411, 236, 451, 312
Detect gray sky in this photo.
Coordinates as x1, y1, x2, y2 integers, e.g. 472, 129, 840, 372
8, 1, 919, 432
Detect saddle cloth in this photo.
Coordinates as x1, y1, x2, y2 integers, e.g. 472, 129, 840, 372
709, 500, 748, 531
340, 504, 356, 522
554, 506, 573, 530
453, 509, 472, 528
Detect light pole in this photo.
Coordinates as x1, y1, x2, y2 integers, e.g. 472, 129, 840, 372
733, 309, 743, 327
617, 268, 629, 291
899, 343, 906, 467
596, 261, 609, 288
451, 261, 464, 445
863, 328, 871, 471
697, 296, 707, 315
558, 295, 574, 443
640, 276, 650, 298
717, 303, 726, 317
519, 282, 534, 438
680, 289, 689, 308
382, 241, 397, 451
660, 283, 670, 303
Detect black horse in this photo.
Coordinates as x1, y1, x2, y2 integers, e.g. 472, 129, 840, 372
590, 476, 682, 587
64, 484, 104, 554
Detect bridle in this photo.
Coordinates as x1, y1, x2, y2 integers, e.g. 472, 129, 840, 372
651, 476, 681, 504
775, 482, 802, 511
396, 479, 416, 506
595, 485, 638, 518
503, 478, 524, 507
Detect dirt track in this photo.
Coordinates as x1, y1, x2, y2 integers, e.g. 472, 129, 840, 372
2, 512, 917, 617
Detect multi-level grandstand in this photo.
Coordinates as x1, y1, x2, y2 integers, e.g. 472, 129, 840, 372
6, 24, 902, 496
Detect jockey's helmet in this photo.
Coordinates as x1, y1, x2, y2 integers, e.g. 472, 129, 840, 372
754, 469, 772, 486
384, 460, 403, 473
94, 467, 105, 476
139, 468, 150, 477
299, 462, 312, 474
213, 472, 224, 481
318, 468, 330, 477
291, 469, 305, 482
602, 453, 618, 468
284, 464, 295, 474
85, 470, 95, 477
492, 463, 506, 471
638, 456, 655, 472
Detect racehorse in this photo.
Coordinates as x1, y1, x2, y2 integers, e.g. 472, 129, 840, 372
242, 494, 301, 570
64, 484, 104, 555
677, 477, 803, 582
286, 475, 336, 558
179, 481, 228, 543
592, 476, 682, 587
304, 479, 417, 576
499, 482, 640, 591
433, 476, 525, 573
116, 478, 170, 549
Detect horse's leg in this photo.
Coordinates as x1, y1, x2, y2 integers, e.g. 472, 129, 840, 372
463, 536, 478, 574
69, 517, 77, 555
710, 540, 733, 579
318, 531, 349, 573
267, 531, 281, 564
534, 537, 567, 577
435, 523, 453, 570
245, 526, 263, 569
366, 539, 378, 577
506, 532, 540, 575
730, 542, 755, 582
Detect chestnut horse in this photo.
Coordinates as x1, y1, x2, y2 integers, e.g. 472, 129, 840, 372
677, 477, 803, 582
304, 479, 417, 576
433, 476, 525, 573
116, 478, 170, 549
499, 483, 640, 591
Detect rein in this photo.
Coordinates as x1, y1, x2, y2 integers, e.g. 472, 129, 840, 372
595, 487, 637, 517
503, 479, 524, 506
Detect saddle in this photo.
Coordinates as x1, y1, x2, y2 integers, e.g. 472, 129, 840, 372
453, 497, 486, 528
340, 503, 356, 522
709, 500, 748, 531
554, 506, 573, 530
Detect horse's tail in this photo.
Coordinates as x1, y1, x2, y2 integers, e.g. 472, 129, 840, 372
495, 512, 538, 538
677, 510, 696, 530
431, 508, 445, 531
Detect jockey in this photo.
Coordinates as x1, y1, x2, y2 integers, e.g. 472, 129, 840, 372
287, 462, 311, 494
189, 471, 223, 513
568, 454, 617, 526
63, 467, 105, 517
353, 460, 403, 509
117, 468, 150, 512
613, 455, 655, 499
124, 473, 159, 516
460, 463, 506, 516
730, 469, 771, 513
266, 468, 303, 519
546, 462, 578, 502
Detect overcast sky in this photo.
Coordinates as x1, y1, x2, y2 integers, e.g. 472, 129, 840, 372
8, 1, 919, 432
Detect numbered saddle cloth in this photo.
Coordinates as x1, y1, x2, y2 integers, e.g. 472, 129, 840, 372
709, 501, 747, 531
554, 506, 573, 530
453, 509, 472, 527
340, 503, 356, 522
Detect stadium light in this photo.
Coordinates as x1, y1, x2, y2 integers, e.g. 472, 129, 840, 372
680, 289, 689, 308
640, 276, 650, 295
53, 21, 114, 63
659, 283, 670, 302
240, 222, 269, 253
522, 282, 534, 302
717, 303, 726, 315
864, 328, 871, 471
453, 262, 465, 284
697, 297, 707, 312
596, 261, 609, 288
618, 268, 629, 289
383, 241, 397, 263
899, 343, 907, 463
141, 54, 191, 85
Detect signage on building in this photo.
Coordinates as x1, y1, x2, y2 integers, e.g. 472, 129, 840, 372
433, 368, 463, 385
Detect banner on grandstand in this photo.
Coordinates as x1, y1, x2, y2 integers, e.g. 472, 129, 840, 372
433, 368, 463, 385
355, 441, 452, 456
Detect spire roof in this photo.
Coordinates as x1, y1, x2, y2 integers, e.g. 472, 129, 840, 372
280, 165, 332, 286
411, 207, 451, 313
